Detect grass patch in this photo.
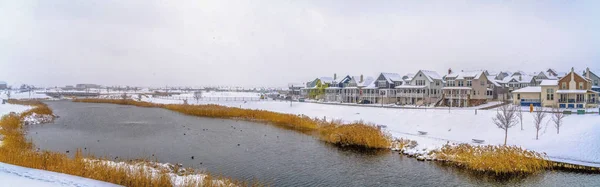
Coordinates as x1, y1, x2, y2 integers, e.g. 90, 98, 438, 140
1, 100, 255, 187
73, 98, 392, 149
433, 144, 550, 175
7, 99, 54, 118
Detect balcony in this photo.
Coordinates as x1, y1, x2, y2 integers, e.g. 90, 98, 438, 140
558, 99, 585, 103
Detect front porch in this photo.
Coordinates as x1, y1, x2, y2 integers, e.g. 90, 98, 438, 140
556, 90, 598, 108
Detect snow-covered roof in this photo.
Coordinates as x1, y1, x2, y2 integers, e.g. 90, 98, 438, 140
512, 86, 541, 93
0, 81, 6, 85
446, 71, 484, 80
358, 77, 375, 87
288, 83, 305, 88
540, 80, 558, 86
488, 79, 501, 87
418, 70, 443, 82
556, 90, 587, 94
319, 77, 334, 84
380, 73, 403, 83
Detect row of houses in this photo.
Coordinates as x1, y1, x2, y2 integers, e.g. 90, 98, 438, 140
513, 68, 600, 109
289, 68, 600, 108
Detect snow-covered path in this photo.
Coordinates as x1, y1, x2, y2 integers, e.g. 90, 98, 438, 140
143, 97, 600, 167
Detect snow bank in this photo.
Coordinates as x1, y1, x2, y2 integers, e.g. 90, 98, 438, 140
0, 162, 120, 187
22, 112, 55, 125
86, 159, 231, 187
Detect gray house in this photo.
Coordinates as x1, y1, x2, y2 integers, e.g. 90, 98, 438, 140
374, 72, 403, 104
0, 81, 6, 90
582, 68, 600, 92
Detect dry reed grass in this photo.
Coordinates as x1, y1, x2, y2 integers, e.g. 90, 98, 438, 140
433, 144, 550, 175
1, 100, 253, 187
73, 99, 392, 149
7, 99, 54, 118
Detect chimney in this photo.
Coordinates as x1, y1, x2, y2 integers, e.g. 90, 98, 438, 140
360, 74, 364, 82
334, 73, 337, 80
586, 67, 591, 79
448, 68, 452, 75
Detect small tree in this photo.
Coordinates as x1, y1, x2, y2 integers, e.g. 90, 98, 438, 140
194, 91, 202, 103
551, 106, 566, 134
516, 106, 523, 130
532, 107, 547, 140
493, 105, 519, 145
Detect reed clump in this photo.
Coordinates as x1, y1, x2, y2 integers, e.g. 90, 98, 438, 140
433, 144, 550, 175
73, 98, 391, 149
2, 101, 249, 187
7, 99, 54, 118
318, 120, 391, 149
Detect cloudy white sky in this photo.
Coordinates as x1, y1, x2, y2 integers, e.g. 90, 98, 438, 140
1, 0, 599, 87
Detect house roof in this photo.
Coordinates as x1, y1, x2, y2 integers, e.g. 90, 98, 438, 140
540, 80, 558, 86
488, 79, 501, 87
380, 73, 403, 83
446, 71, 484, 80
319, 77, 334, 84
417, 70, 443, 82
288, 83, 305, 88
512, 86, 541, 93
556, 90, 587, 94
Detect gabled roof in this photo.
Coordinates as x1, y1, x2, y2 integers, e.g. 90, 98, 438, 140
540, 80, 558, 86
319, 77, 334, 84
558, 70, 589, 83
488, 79, 501, 87
417, 70, 443, 82
512, 86, 541, 93
446, 71, 484, 80
379, 73, 403, 83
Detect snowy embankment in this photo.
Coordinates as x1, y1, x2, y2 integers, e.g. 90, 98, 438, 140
0, 162, 121, 187
142, 95, 600, 167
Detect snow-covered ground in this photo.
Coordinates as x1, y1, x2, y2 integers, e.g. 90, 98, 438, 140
142, 96, 600, 167
0, 91, 50, 100
0, 162, 120, 187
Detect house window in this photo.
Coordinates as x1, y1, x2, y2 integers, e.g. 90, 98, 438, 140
579, 82, 584, 89
594, 80, 598, 86
467, 80, 472, 87
458, 81, 464, 87
562, 82, 566, 89
517, 94, 521, 100
480, 81, 485, 86
377, 81, 387, 88
436, 81, 440, 86
546, 89, 554, 100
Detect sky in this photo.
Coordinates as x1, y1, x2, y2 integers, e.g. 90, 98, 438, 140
1, 0, 600, 88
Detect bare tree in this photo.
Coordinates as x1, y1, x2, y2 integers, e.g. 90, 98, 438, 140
551, 106, 566, 134
193, 91, 202, 103
493, 105, 519, 145
516, 106, 523, 130
532, 106, 547, 140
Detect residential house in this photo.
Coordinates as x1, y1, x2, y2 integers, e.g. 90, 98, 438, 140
441, 69, 489, 107
324, 74, 352, 102
512, 86, 542, 106
341, 75, 374, 103
540, 80, 559, 107
301, 77, 333, 100
500, 72, 537, 93
373, 73, 404, 104
395, 70, 444, 106
582, 68, 600, 92
556, 68, 598, 108
487, 76, 508, 101
287, 83, 305, 97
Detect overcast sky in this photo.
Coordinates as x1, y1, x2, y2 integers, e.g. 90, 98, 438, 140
1, 0, 599, 87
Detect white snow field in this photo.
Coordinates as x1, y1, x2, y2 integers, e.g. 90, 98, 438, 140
142, 96, 600, 167
0, 162, 121, 187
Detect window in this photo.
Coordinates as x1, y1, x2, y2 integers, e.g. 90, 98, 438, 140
546, 88, 554, 100
594, 80, 598, 86
377, 81, 387, 88
467, 80, 472, 87
481, 81, 485, 86
562, 82, 566, 89
458, 81, 464, 87
579, 82, 584, 89
517, 94, 521, 100
436, 81, 440, 86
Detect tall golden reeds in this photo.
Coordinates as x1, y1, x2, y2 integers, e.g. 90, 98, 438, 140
433, 144, 550, 175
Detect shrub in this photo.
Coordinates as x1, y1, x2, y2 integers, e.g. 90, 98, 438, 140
433, 144, 550, 175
